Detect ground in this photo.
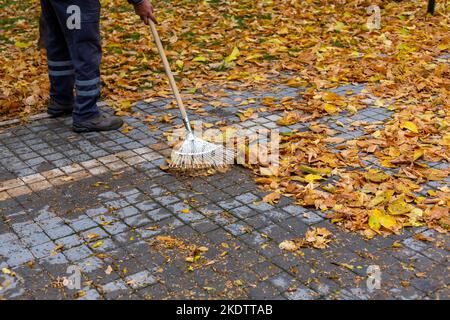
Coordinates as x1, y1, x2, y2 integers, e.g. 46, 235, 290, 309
0, 81, 448, 300
0, 0, 448, 301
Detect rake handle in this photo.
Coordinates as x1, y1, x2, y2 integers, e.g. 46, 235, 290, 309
149, 21, 191, 132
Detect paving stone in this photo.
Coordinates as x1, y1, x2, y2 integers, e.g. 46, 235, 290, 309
228, 205, 257, 219
268, 273, 295, 292
235, 192, 259, 204
105, 198, 129, 209
224, 222, 251, 236
282, 205, 309, 216
177, 210, 204, 223
85, 206, 108, 217
284, 285, 319, 300
125, 270, 157, 290
102, 221, 129, 236
6, 248, 34, 267
299, 211, 324, 225
115, 205, 140, 219
145, 207, 171, 222
45, 225, 75, 240
63, 244, 93, 262
55, 234, 84, 250
190, 219, 220, 233
260, 209, 291, 222
19, 231, 52, 248
77, 288, 102, 300
135, 200, 159, 212
154, 194, 182, 206
30, 242, 57, 259
76, 256, 105, 274
69, 218, 98, 232
248, 281, 281, 299
217, 198, 243, 210
101, 279, 131, 299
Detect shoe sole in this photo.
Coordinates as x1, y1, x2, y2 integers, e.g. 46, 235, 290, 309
47, 109, 73, 118
72, 121, 124, 133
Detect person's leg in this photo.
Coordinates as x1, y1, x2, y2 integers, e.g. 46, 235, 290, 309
49, 0, 101, 122
40, 0, 75, 116
427, 0, 436, 15
48, 0, 122, 132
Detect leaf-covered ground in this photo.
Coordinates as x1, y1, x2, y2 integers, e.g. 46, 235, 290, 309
0, 0, 448, 238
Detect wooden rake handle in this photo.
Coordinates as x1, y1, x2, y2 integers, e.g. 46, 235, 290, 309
149, 21, 191, 131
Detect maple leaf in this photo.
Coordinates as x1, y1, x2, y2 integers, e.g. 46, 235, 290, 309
277, 112, 302, 126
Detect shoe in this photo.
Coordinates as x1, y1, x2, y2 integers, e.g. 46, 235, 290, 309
72, 112, 124, 133
47, 99, 73, 117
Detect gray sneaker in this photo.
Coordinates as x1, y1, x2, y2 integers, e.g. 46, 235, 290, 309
73, 112, 124, 133
47, 99, 73, 117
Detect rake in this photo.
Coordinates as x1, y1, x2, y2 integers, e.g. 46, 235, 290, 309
149, 22, 233, 171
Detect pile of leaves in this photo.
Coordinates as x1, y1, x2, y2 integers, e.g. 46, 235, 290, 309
2, 1, 447, 117
279, 227, 333, 252
253, 93, 449, 238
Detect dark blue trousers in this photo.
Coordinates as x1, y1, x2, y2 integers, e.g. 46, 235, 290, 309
41, 0, 102, 121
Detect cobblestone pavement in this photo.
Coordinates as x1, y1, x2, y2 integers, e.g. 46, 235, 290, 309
0, 82, 448, 300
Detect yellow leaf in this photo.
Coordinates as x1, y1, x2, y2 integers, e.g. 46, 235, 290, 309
286, 78, 305, 87
348, 104, 359, 113
92, 241, 104, 248
299, 166, 320, 175
392, 242, 403, 248
260, 166, 278, 176
372, 130, 382, 138
2, 267, 12, 275
379, 214, 396, 229
323, 103, 336, 114
175, 60, 184, 69
370, 193, 384, 207
181, 208, 190, 214
331, 21, 346, 32
120, 100, 132, 110
364, 169, 390, 183
380, 159, 396, 168
304, 174, 325, 183
15, 41, 32, 48
224, 47, 240, 63
237, 108, 254, 122
413, 150, 423, 161
278, 27, 289, 35
438, 43, 448, 51
368, 210, 382, 231
245, 54, 263, 61
402, 121, 418, 133
203, 286, 215, 292
388, 196, 412, 215
277, 111, 301, 126
193, 55, 207, 62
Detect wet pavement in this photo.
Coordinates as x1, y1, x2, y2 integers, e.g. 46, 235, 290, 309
0, 82, 448, 300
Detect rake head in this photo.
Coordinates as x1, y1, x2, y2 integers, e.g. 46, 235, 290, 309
170, 132, 234, 171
